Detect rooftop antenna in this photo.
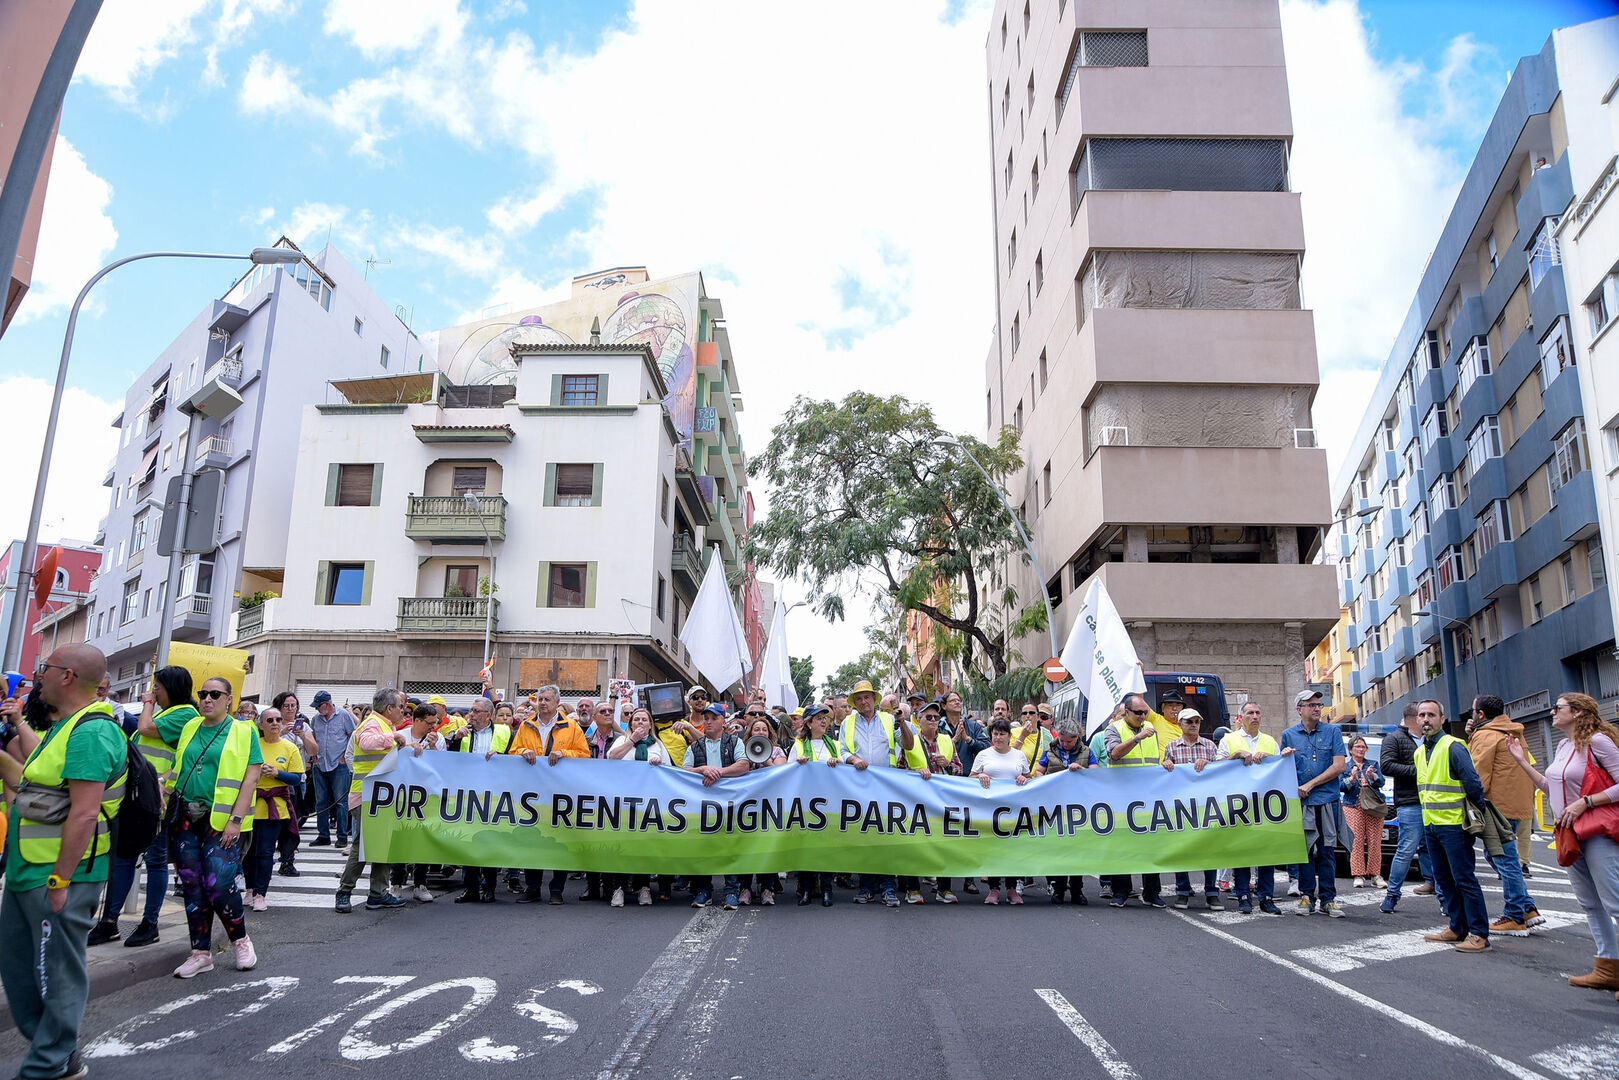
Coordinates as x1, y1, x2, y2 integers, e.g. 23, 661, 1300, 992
365, 255, 391, 281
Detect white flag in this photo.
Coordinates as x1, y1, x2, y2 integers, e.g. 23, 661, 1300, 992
1059, 578, 1146, 738
679, 547, 752, 691
756, 601, 799, 711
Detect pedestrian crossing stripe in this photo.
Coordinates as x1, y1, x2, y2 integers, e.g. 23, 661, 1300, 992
1290, 910, 1587, 972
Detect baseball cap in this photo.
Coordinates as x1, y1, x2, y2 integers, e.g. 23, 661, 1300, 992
1294, 690, 1324, 706
311, 690, 332, 706
1179, 708, 1203, 723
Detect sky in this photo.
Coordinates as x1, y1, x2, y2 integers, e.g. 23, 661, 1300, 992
2, 0, 1612, 685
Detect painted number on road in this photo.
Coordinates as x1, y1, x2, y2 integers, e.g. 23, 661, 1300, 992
85, 977, 300, 1059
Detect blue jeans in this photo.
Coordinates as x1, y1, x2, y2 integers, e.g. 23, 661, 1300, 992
697, 875, 741, 899
1485, 818, 1535, 921
1234, 865, 1274, 901
857, 874, 896, 897
1175, 869, 1217, 897
1386, 804, 1432, 896
312, 765, 352, 841
1425, 823, 1488, 939
106, 824, 169, 922
1297, 804, 1338, 903
1108, 874, 1161, 901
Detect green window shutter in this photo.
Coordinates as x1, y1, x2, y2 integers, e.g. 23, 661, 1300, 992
369, 463, 384, 506
536, 561, 551, 607
596, 372, 609, 406
584, 562, 597, 608
550, 374, 564, 406
360, 561, 374, 606
325, 464, 339, 506
315, 561, 330, 605
590, 463, 603, 507
544, 463, 556, 507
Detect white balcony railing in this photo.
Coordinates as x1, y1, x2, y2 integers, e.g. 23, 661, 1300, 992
195, 435, 233, 464
205, 356, 244, 387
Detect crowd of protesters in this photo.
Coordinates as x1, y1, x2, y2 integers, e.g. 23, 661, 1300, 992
3, 642, 1619, 1079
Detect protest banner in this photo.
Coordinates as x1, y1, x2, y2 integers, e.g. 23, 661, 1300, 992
167, 641, 249, 697
360, 751, 1306, 878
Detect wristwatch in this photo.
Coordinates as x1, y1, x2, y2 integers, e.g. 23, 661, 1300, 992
46, 874, 71, 890
229, 814, 244, 824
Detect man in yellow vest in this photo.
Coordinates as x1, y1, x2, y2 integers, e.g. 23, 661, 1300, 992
0, 645, 127, 1080
840, 678, 914, 907
1220, 702, 1284, 914
1414, 699, 1492, 952
1103, 692, 1167, 908
334, 688, 410, 914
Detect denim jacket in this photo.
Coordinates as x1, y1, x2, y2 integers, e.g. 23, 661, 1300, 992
1340, 758, 1383, 804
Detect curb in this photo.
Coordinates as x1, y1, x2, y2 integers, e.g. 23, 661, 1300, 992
0, 930, 190, 1034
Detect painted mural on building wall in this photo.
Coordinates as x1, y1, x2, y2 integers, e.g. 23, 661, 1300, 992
428, 270, 701, 449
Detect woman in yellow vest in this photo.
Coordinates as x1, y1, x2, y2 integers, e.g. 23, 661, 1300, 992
902, 699, 963, 903
246, 706, 304, 912
168, 676, 263, 979
791, 704, 842, 907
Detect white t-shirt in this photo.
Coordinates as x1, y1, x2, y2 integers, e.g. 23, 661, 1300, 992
608, 735, 669, 765
972, 746, 1031, 779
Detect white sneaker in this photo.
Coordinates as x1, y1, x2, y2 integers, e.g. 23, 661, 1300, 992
174, 950, 214, 978
1286, 882, 1301, 896
1352, 877, 1366, 888
234, 936, 257, 971
389, 884, 410, 900
610, 888, 625, 908
637, 886, 652, 906
412, 885, 434, 903
251, 894, 268, 912
1373, 875, 1387, 888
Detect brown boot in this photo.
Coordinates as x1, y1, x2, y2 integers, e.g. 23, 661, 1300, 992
1454, 934, 1491, 952
1423, 928, 1463, 943
1568, 957, 1619, 990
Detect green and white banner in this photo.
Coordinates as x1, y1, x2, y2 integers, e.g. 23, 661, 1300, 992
360, 752, 1307, 876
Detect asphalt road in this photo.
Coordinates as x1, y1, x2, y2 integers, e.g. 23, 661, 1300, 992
4, 844, 1616, 1080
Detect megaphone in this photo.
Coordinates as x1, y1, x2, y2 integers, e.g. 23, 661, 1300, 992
744, 733, 775, 765
3, 672, 23, 700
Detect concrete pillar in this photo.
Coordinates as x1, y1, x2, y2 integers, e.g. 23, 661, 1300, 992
1275, 527, 1300, 565
1124, 526, 1148, 563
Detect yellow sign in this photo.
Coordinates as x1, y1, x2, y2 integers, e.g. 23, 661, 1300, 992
167, 642, 250, 700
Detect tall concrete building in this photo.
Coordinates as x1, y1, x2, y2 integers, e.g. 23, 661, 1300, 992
982, 0, 1336, 726
1330, 17, 1619, 753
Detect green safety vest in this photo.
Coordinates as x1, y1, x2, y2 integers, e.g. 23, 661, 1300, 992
348, 717, 397, 794
903, 730, 954, 771
171, 716, 260, 832
16, 701, 126, 867
841, 711, 900, 766
133, 703, 196, 786
1219, 729, 1278, 759
1415, 733, 1466, 826
1110, 718, 1161, 767
455, 724, 512, 754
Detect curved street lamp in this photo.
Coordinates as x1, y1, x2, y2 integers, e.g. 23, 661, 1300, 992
3, 247, 304, 671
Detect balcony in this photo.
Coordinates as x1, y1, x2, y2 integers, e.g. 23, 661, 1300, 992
672, 533, 704, 593
204, 356, 243, 388
231, 597, 280, 642
398, 596, 498, 633
195, 435, 233, 468
173, 594, 211, 635
404, 494, 507, 543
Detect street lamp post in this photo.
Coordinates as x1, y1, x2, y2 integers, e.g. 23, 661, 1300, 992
932, 436, 1059, 693
465, 493, 497, 668
1414, 607, 1472, 727
3, 247, 304, 672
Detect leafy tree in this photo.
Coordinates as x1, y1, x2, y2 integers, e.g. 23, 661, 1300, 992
748, 392, 1037, 680
788, 655, 816, 705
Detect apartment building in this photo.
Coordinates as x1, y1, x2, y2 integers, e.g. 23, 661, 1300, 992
982, 0, 1337, 728
1329, 17, 1619, 755
84, 240, 428, 698
0, 540, 100, 677
231, 268, 761, 707
1305, 609, 1357, 726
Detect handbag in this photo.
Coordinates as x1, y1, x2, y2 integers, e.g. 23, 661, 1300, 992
13, 780, 72, 824
1571, 748, 1619, 844
1358, 780, 1389, 820
1554, 823, 1581, 867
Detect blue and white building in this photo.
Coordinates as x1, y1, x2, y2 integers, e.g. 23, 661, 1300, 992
1327, 17, 1619, 758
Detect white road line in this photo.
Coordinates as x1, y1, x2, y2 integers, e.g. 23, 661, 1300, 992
1035, 989, 1141, 1080
1168, 911, 1554, 1080
593, 905, 735, 1080
1529, 1028, 1619, 1078
1290, 911, 1588, 972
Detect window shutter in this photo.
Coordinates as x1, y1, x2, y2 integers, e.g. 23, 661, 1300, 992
536, 561, 551, 607
590, 463, 603, 507
360, 561, 374, 605
550, 374, 564, 406
596, 373, 608, 405
315, 561, 330, 605
369, 464, 384, 506
325, 464, 339, 506
584, 562, 597, 608
544, 464, 557, 507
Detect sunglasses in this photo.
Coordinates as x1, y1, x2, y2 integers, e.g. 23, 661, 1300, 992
746, 710, 767, 718
1128, 708, 1150, 716
596, 707, 613, 715
1021, 709, 1038, 715
198, 689, 229, 701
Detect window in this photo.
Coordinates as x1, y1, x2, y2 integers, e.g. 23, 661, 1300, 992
1042, 461, 1052, 506
1540, 318, 1573, 385
1031, 161, 1039, 200
1454, 461, 1470, 507
1034, 251, 1043, 294
1456, 337, 1491, 398
1554, 419, 1588, 488
1038, 349, 1048, 391
1528, 218, 1559, 288
1397, 367, 1416, 409
141, 588, 152, 618
1466, 416, 1502, 474
1010, 313, 1020, 353
656, 574, 667, 620
1000, 15, 1006, 47
1005, 151, 1012, 192
1392, 536, 1408, 567
329, 463, 381, 507
162, 444, 172, 471
380, 345, 390, 369
1421, 405, 1449, 451
1588, 285, 1610, 337
560, 375, 600, 406
1076, 252, 1300, 323
130, 511, 150, 555
1080, 30, 1148, 67
179, 554, 214, 598
986, 392, 993, 429
548, 463, 600, 507
1486, 232, 1498, 271
1590, 537, 1608, 589
1429, 475, 1455, 513
353, 317, 364, 336
1022, 0, 1029, 35
1026, 72, 1034, 112
325, 563, 367, 605
1071, 138, 1288, 194
1411, 502, 1429, 544
1008, 229, 1017, 270
546, 563, 589, 608
445, 564, 479, 597
451, 466, 487, 496
120, 579, 139, 624
1476, 500, 1512, 556
1380, 417, 1398, 451
1562, 555, 1578, 601
1437, 545, 1465, 589
1013, 401, 1024, 432
661, 477, 671, 524
1416, 569, 1436, 609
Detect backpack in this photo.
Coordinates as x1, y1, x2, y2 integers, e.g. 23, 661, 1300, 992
109, 728, 164, 861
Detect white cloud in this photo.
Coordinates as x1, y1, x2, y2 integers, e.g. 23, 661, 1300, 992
0, 377, 120, 551
322, 0, 467, 56
76, 0, 211, 102
12, 137, 118, 326
279, 201, 373, 254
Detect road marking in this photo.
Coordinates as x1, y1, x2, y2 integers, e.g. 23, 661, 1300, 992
459, 981, 594, 1061
85, 977, 300, 1059
1168, 912, 1554, 1080
1036, 990, 1140, 1080
340, 977, 497, 1061
1290, 911, 1588, 972
1529, 1028, 1619, 1078
258, 975, 416, 1058
594, 905, 736, 1080
671, 909, 759, 1080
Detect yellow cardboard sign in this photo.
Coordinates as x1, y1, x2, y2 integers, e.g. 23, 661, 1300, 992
166, 642, 249, 700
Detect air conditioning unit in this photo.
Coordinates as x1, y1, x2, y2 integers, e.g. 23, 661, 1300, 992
1294, 428, 1319, 449
1100, 426, 1129, 446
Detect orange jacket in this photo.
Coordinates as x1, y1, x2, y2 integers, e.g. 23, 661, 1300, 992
1469, 717, 1536, 821
508, 713, 590, 758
